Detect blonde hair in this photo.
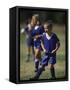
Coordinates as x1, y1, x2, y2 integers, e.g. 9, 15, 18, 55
32, 14, 39, 21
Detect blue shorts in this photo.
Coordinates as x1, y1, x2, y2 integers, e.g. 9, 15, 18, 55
26, 37, 34, 47
34, 40, 41, 49
41, 53, 56, 66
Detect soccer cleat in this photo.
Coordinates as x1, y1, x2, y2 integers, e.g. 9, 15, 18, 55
50, 77, 56, 80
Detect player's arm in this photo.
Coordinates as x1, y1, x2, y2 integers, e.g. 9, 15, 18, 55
51, 41, 60, 54
33, 35, 43, 39
41, 40, 46, 53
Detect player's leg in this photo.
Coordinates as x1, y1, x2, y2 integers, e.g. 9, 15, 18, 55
32, 65, 45, 80
34, 47, 41, 72
26, 46, 31, 62
30, 38, 35, 60
50, 64, 56, 79
49, 56, 56, 79
26, 37, 32, 62
30, 54, 49, 80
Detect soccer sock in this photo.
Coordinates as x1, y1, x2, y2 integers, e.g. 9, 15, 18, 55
50, 67, 55, 79
34, 66, 45, 79
35, 59, 39, 71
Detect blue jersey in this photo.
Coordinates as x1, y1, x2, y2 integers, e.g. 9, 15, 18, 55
25, 26, 32, 37
42, 33, 59, 53
31, 25, 44, 48
41, 33, 59, 65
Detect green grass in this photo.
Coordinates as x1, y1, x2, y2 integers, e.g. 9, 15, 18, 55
20, 24, 66, 80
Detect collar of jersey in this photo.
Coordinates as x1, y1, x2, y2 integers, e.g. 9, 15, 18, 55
45, 32, 53, 40
34, 25, 39, 30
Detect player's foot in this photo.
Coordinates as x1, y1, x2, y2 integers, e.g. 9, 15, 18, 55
50, 77, 56, 80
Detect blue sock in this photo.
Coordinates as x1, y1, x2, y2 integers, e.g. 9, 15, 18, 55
35, 59, 39, 71
34, 66, 45, 79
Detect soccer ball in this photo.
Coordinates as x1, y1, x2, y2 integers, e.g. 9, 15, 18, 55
20, 28, 25, 34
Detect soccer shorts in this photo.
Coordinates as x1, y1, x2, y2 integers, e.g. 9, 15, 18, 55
34, 40, 41, 49
41, 53, 56, 66
26, 36, 34, 47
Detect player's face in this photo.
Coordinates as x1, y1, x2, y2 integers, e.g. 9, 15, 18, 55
44, 24, 52, 33
44, 24, 49, 32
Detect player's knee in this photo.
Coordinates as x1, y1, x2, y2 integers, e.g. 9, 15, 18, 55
50, 64, 54, 69
35, 53, 39, 58
35, 50, 40, 58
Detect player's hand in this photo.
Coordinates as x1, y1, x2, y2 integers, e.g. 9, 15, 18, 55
43, 49, 46, 55
34, 35, 42, 39
51, 50, 56, 54
34, 35, 39, 39
43, 49, 46, 53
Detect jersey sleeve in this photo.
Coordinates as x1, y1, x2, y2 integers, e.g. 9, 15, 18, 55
54, 33, 60, 43
41, 33, 45, 43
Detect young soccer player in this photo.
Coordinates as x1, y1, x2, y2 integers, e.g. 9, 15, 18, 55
30, 20, 60, 80
31, 14, 44, 72
25, 19, 35, 62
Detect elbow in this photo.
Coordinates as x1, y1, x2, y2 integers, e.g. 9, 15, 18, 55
58, 42, 60, 48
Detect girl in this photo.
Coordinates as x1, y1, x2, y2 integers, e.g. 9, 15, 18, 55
31, 14, 44, 72
25, 19, 34, 62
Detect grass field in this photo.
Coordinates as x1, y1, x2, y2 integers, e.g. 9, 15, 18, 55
20, 24, 66, 80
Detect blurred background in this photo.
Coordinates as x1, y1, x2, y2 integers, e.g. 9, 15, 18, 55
20, 9, 66, 80
20, 9, 66, 29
